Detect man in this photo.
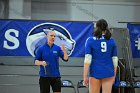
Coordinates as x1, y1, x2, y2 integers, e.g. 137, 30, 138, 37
34, 31, 68, 93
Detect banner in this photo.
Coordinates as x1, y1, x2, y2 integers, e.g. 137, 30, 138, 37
127, 23, 140, 58
0, 20, 94, 57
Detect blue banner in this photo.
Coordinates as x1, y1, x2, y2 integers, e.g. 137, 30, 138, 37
0, 20, 94, 57
127, 23, 140, 58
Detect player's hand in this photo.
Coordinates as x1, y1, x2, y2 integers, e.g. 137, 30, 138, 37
83, 76, 89, 87
41, 61, 47, 66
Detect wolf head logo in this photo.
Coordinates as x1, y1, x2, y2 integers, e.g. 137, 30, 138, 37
26, 23, 76, 57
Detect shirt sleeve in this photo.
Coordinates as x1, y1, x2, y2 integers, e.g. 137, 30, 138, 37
85, 37, 92, 54
34, 46, 43, 62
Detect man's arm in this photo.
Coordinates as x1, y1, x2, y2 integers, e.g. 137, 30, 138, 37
35, 60, 47, 66
61, 44, 68, 60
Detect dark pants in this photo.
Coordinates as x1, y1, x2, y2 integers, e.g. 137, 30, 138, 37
39, 76, 61, 93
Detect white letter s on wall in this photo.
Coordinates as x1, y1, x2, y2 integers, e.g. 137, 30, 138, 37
3, 29, 19, 49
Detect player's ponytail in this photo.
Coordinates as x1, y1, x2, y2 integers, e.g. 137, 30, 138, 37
94, 19, 111, 40
104, 28, 111, 40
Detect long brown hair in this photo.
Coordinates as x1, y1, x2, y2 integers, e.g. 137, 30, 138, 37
94, 19, 111, 40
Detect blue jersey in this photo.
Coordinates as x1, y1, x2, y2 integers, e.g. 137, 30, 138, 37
85, 36, 117, 79
35, 43, 68, 77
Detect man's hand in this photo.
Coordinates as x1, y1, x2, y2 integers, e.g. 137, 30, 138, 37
61, 44, 68, 60
41, 61, 47, 66
61, 44, 67, 52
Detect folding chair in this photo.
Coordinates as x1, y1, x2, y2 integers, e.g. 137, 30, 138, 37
77, 80, 88, 93
133, 81, 140, 88
61, 80, 76, 93
118, 81, 132, 88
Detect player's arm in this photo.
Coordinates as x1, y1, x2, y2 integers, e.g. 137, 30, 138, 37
83, 37, 92, 87
112, 40, 118, 75
84, 54, 92, 75
112, 56, 118, 75
83, 54, 92, 87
